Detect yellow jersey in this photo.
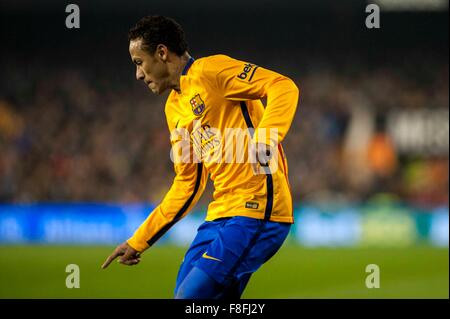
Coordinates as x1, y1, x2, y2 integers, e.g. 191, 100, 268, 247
128, 54, 300, 252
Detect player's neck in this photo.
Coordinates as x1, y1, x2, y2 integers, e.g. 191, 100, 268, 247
173, 52, 192, 93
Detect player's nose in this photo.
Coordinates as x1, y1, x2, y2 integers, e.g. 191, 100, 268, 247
136, 67, 145, 81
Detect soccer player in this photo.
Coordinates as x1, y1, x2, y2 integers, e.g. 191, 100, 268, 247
102, 15, 300, 299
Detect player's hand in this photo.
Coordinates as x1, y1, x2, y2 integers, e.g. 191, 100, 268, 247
250, 142, 275, 175
101, 241, 141, 269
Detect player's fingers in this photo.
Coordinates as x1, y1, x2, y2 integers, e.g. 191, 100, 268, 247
101, 255, 115, 269
101, 249, 122, 269
119, 258, 141, 266
117, 248, 136, 264
121, 247, 137, 260
257, 145, 271, 165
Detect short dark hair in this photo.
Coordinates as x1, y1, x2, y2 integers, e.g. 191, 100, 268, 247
128, 15, 188, 56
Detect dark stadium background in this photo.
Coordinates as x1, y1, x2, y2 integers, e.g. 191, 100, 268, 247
0, 0, 448, 298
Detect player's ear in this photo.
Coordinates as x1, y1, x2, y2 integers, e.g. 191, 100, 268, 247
156, 44, 168, 62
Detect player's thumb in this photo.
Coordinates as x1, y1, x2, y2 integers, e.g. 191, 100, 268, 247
119, 247, 135, 262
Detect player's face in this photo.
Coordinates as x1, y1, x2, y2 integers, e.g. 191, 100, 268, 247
129, 38, 171, 95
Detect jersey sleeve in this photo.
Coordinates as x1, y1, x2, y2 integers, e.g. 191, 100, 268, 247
203, 55, 300, 148
127, 106, 208, 252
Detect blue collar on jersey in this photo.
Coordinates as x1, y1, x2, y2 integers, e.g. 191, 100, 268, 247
182, 57, 195, 76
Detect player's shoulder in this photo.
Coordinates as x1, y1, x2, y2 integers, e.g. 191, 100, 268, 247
195, 54, 238, 73
165, 90, 178, 111
197, 54, 235, 64
164, 90, 180, 114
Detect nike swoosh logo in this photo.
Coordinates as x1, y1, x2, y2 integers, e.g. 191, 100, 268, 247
202, 252, 222, 262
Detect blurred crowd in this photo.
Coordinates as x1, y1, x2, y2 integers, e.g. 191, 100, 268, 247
0, 50, 448, 208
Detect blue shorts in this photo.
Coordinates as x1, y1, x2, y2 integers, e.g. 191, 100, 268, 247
174, 216, 291, 298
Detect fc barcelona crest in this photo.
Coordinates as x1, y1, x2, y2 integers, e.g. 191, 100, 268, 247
190, 94, 205, 116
